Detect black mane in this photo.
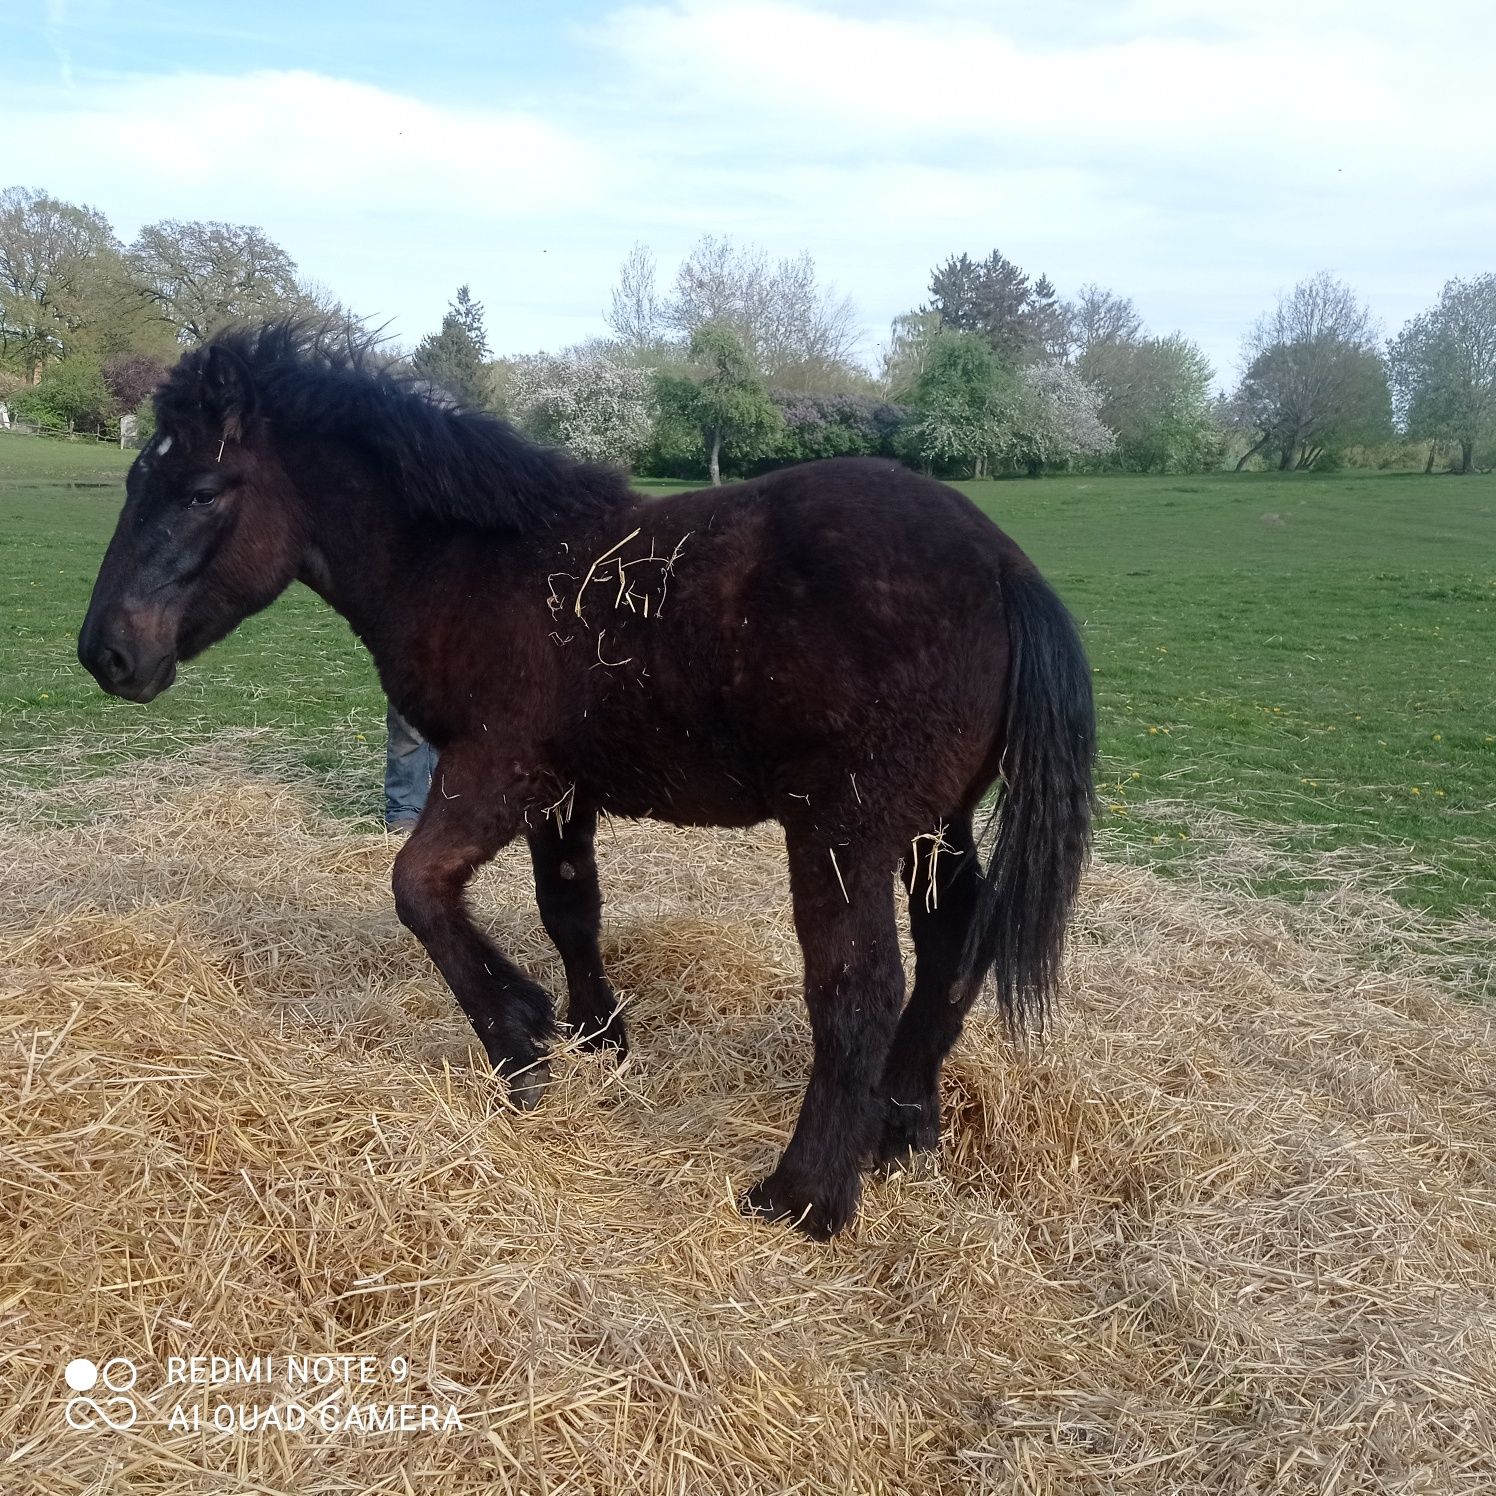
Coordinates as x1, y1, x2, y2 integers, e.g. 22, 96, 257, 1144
157, 321, 632, 532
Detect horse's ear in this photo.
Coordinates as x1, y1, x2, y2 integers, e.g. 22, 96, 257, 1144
200, 343, 256, 438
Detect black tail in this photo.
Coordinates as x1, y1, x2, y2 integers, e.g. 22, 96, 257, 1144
960, 564, 1097, 1031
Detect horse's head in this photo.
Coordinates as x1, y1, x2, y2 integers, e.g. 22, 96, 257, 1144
79, 341, 304, 702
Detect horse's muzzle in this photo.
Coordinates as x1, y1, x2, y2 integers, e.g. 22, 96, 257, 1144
78, 618, 178, 703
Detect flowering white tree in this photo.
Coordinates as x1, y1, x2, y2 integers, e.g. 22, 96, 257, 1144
507, 343, 654, 466
899, 333, 1112, 476
1017, 362, 1115, 469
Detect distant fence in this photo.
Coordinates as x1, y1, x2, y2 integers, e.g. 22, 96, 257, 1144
0, 412, 135, 448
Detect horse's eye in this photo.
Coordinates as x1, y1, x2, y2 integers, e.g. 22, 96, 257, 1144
187, 490, 218, 509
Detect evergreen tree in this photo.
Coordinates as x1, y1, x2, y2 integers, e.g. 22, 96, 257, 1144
411, 285, 491, 407
926, 250, 1065, 365
453, 284, 490, 359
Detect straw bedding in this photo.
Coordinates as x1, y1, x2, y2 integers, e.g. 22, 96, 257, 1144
1, 736, 1493, 1494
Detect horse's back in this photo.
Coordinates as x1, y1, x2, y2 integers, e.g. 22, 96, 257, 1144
660, 456, 1015, 554
646, 457, 1022, 617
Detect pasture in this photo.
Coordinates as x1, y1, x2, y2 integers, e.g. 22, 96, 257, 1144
4, 436, 1494, 916
2, 434, 1494, 1491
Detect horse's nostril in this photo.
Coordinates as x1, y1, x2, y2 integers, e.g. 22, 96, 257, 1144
97, 644, 131, 684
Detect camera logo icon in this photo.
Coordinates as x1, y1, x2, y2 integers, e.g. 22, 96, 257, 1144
64, 1357, 139, 1431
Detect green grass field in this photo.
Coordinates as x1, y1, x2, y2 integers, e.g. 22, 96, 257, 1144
3, 433, 1493, 917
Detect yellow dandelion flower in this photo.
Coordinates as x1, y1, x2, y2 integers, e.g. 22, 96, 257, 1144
1433, 733, 1442, 741
1435, 789, 1446, 798
1410, 786, 1421, 796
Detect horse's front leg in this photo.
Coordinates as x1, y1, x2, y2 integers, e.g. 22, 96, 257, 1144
392, 747, 558, 1106
527, 800, 628, 1055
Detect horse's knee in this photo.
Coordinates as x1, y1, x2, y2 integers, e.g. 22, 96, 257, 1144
392, 848, 448, 939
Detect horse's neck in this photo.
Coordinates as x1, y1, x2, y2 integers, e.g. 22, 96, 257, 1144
296, 475, 430, 658
295, 475, 544, 708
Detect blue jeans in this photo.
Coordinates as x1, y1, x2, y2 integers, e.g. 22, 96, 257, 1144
385, 704, 436, 825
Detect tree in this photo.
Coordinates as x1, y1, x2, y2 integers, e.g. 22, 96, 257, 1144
291, 278, 371, 344
129, 219, 301, 343
606, 243, 664, 359
1234, 342, 1390, 471
612, 237, 861, 389
1014, 363, 1115, 473
1230, 274, 1389, 470
451, 284, 490, 359
652, 325, 782, 484
508, 343, 654, 466
898, 332, 1113, 477
897, 332, 1016, 477
10, 357, 116, 432
0, 186, 123, 377
1064, 284, 1144, 360
101, 351, 168, 413
925, 249, 1066, 365
1390, 276, 1496, 474
879, 310, 943, 399
410, 286, 492, 407
1079, 333, 1219, 472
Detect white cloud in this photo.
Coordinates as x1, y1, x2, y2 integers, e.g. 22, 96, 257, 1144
6, 2, 1496, 380
4, 69, 618, 346
11, 69, 602, 220
591, 0, 1482, 189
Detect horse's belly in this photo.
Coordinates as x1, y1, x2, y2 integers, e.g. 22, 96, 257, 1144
580, 739, 770, 829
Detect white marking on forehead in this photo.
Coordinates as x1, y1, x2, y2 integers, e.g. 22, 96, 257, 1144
153, 435, 173, 456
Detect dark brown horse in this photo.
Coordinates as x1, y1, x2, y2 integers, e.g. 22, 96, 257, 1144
79, 325, 1095, 1238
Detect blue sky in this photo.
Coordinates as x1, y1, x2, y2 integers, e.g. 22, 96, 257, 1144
8, 1, 1496, 382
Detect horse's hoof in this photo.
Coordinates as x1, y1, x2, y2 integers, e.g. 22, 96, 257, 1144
741, 1169, 855, 1241
874, 1094, 941, 1170
569, 1015, 629, 1058
504, 1060, 551, 1111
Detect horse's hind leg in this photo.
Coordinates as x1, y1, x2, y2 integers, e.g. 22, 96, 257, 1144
744, 828, 904, 1239
527, 800, 627, 1055
875, 810, 982, 1166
